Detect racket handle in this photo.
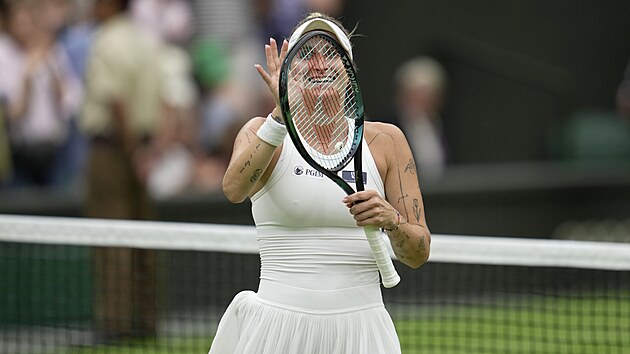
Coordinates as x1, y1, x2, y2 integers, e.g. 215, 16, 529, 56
363, 226, 400, 288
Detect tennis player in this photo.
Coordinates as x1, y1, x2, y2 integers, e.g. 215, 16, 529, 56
210, 12, 431, 354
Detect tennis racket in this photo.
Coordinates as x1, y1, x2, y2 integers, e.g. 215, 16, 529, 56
278, 30, 400, 288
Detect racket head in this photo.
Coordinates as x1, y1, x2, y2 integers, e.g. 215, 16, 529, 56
279, 30, 365, 192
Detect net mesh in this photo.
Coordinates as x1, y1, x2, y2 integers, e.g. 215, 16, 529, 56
1, 214, 630, 354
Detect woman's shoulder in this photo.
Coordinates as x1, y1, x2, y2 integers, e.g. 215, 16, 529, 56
365, 120, 406, 143
364, 121, 410, 177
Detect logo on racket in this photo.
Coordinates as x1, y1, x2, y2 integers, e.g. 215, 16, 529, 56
341, 171, 367, 184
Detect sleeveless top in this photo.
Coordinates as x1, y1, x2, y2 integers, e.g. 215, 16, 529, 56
251, 135, 386, 290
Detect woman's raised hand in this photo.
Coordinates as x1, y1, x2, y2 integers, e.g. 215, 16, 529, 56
255, 38, 289, 107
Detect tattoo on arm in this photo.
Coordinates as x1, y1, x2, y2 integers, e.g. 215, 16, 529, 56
404, 159, 416, 175
239, 161, 250, 173
418, 235, 426, 253
391, 231, 411, 260
397, 164, 415, 226
413, 199, 420, 222
249, 168, 263, 183
373, 129, 420, 227
238, 143, 262, 174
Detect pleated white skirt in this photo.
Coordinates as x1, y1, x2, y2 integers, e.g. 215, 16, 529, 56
208, 280, 401, 354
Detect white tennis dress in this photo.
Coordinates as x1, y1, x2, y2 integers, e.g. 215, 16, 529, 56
208, 135, 401, 354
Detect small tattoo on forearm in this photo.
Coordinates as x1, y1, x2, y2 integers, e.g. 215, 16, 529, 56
239, 160, 251, 174
239, 143, 261, 174
404, 159, 416, 175
418, 235, 426, 252
245, 131, 254, 143
249, 168, 262, 183
394, 231, 410, 248
413, 199, 420, 222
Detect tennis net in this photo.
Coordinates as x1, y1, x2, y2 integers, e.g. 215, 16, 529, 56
1, 214, 629, 354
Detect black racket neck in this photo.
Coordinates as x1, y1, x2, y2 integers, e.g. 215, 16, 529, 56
354, 138, 365, 192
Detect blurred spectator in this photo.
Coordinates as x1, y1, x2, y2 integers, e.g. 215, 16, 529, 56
389, 56, 449, 180
132, 0, 200, 198
1, 4, 13, 187
36, 0, 73, 35
191, 0, 260, 98
0, 0, 82, 188
617, 59, 630, 121
80, 0, 162, 342
189, 39, 236, 191
132, 0, 192, 44
58, 0, 96, 80
189, 0, 266, 191
38, 0, 93, 188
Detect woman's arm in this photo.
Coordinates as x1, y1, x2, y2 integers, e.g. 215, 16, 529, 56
344, 122, 431, 268
222, 112, 282, 203
222, 38, 288, 203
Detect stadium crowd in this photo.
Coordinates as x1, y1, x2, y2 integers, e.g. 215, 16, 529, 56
0, 0, 346, 198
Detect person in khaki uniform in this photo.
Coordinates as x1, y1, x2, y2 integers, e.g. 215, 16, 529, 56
80, 0, 162, 342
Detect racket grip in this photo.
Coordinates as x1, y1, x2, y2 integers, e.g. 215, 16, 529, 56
363, 226, 400, 288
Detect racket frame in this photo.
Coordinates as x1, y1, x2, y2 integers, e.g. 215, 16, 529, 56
279, 30, 364, 195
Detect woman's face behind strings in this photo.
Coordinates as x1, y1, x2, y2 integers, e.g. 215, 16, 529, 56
289, 33, 350, 155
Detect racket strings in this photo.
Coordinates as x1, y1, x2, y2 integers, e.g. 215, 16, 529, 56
287, 35, 358, 166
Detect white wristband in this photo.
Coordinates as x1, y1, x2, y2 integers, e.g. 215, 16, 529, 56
256, 114, 287, 147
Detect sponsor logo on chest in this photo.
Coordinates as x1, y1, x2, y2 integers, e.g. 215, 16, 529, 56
293, 165, 368, 184
293, 165, 324, 179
